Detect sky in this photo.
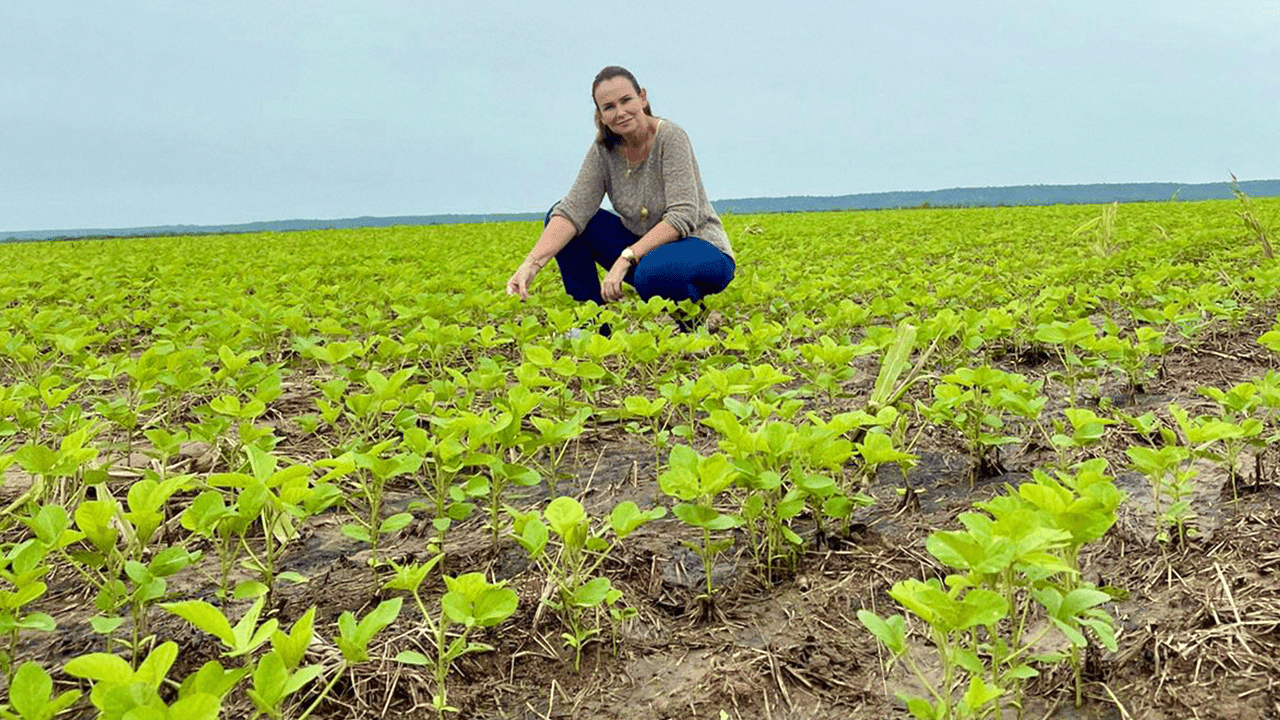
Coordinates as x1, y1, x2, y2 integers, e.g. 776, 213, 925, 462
3, 1, 1278, 233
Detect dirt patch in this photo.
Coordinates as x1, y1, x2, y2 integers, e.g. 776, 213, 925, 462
5, 320, 1280, 720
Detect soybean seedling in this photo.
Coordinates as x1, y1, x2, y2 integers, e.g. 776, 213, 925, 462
658, 445, 742, 605
511, 497, 664, 669
0, 661, 81, 720
63, 641, 231, 720
387, 560, 518, 718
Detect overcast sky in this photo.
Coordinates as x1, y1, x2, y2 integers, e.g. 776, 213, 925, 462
3, 1, 1278, 232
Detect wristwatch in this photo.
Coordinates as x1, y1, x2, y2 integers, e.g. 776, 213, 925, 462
620, 247, 639, 266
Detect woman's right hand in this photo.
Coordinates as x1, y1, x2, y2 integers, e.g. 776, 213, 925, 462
506, 258, 542, 301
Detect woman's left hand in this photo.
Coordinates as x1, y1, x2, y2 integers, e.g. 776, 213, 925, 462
601, 257, 630, 302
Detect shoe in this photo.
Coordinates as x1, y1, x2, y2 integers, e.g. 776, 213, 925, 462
674, 309, 725, 334
706, 310, 725, 334
562, 322, 612, 340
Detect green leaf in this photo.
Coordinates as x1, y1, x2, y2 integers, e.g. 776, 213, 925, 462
1062, 587, 1113, 617
899, 694, 939, 720
135, 641, 179, 689
856, 610, 906, 655
233, 581, 269, 599
168, 692, 222, 720
472, 587, 518, 627
543, 496, 587, 540
1005, 664, 1040, 680
395, 650, 431, 666
340, 523, 371, 543
179, 661, 249, 701
672, 502, 738, 530
272, 606, 316, 670
1049, 616, 1088, 647
250, 652, 288, 711
516, 517, 548, 557
609, 501, 665, 538
440, 591, 473, 628
9, 661, 55, 720
378, 512, 414, 534
956, 588, 1009, 629
570, 577, 612, 608
338, 597, 402, 662
161, 600, 237, 648
90, 615, 126, 635
63, 652, 134, 684
961, 675, 1003, 712
15, 612, 56, 632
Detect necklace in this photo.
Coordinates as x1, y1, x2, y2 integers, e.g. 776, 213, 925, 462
625, 154, 643, 177
623, 120, 661, 178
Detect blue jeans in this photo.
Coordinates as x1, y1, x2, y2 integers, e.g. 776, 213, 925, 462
547, 207, 735, 306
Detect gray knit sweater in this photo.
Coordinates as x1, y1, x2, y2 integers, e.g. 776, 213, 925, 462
552, 119, 734, 260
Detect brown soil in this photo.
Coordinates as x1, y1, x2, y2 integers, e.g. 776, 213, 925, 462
7, 318, 1280, 720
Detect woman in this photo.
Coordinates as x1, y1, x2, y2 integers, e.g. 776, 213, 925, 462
505, 66, 735, 324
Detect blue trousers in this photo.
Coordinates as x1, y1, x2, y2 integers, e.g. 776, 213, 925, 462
548, 208, 735, 306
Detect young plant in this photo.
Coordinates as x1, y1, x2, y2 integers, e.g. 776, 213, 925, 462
855, 429, 918, 489
798, 334, 864, 402
0, 540, 56, 684
387, 560, 519, 718
0, 661, 81, 720
401, 421, 486, 554
63, 641, 229, 720
917, 365, 1045, 482
319, 439, 421, 559
162, 595, 279, 661
7, 422, 103, 513
1169, 403, 1261, 500
621, 394, 671, 469
860, 460, 1124, 717
63, 476, 202, 660
201, 446, 340, 600
295, 597, 403, 719
658, 445, 742, 604
1089, 325, 1165, 400
1126, 441, 1196, 542
511, 497, 663, 669
1199, 381, 1270, 487
1048, 407, 1116, 469
1032, 318, 1102, 404
248, 607, 325, 720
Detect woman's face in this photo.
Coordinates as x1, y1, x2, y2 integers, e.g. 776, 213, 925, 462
593, 76, 648, 138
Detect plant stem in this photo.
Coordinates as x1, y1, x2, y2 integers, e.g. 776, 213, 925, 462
295, 662, 348, 720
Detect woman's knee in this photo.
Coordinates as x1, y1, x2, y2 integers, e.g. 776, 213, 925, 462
636, 241, 732, 299
632, 262, 690, 301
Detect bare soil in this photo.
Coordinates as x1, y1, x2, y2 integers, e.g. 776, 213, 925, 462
8, 316, 1280, 720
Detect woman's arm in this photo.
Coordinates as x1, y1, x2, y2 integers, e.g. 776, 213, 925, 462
526, 215, 578, 268
629, 219, 680, 259
600, 219, 679, 302
507, 215, 577, 300
508, 142, 608, 300
653, 124, 703, 239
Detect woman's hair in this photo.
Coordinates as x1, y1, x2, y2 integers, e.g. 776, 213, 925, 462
592, 65, 654, 150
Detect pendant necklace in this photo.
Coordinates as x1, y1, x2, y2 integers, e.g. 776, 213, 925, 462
623, 121, 657, 178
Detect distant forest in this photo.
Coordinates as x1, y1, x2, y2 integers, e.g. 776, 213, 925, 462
6, 179, 1279, 242
714, 179, 1280, 215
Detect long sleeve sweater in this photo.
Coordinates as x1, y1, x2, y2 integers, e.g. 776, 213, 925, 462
551, 119, 734, 260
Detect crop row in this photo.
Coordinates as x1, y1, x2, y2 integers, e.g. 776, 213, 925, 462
0, 196, 1276, 718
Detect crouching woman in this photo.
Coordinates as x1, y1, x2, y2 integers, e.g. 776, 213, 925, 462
505, 66, 735, 322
